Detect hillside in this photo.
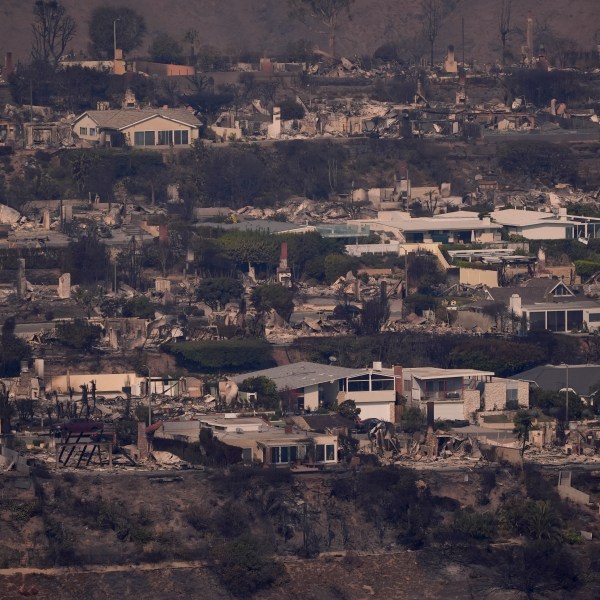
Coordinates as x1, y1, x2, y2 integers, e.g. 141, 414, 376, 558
1, 0, 599, 66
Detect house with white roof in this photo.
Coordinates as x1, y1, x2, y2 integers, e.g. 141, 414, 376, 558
350, 211, 502, 244
491, 208, 600, 240
72, 108, 201, 148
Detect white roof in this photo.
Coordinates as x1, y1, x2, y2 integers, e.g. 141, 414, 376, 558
491, 209, 565, 227
404, 367, 495, 380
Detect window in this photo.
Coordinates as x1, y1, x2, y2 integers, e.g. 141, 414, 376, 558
297, 396, 304, 412
174, 130, 189, 145
316, 444, 325, 462
567, 310, 583, 331
79, 127, 88, 135
270, 447, 280, 464
280, 446, 289, 463
547, 310, 566, 332
348, 377, 370, 392
590, 313, 600, 323
529, 312, 545, 331
371, 375, 394, 391
315, 444, 335, 462
506, 388, 518, 403
134, 131, 156, 146
158, 130, 173, 145
326, 444, 335, 461
290, 446, 298, 462
89, 128, 96, 136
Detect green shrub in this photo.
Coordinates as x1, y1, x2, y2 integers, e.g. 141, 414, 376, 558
214, 535, 285, 597
165, 339, 275, 373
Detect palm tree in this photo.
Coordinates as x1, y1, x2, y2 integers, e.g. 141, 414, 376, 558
527, 500, 562, 541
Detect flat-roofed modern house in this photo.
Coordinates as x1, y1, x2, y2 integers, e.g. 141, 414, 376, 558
491, 208, 600, 241
351, 211, 502, 244
72, 108, 201, 148
398, 366, 529, 422
230, 361, 397, 421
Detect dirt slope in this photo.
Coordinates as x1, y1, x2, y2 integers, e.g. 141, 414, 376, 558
1, 0, 599, 65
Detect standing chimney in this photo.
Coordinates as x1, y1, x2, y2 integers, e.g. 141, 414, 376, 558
4, 53, 14, 78
16, 258, 27, 299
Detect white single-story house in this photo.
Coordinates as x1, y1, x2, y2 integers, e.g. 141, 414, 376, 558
72, 108, 201, 148
350, 211, 502, 244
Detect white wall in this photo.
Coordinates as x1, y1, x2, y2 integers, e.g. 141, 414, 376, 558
433, 402, 464, 421
356, 401, 394, 421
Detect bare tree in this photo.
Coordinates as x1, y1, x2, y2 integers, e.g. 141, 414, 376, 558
31, 0, 76, 66
289, 0, 354, 57
421, 0, 441, 68
498, 0, 512, 66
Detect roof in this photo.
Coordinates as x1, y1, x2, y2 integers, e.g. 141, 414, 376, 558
511, 364, 600, 396
404, 367, 495, 380
294, 414, 356, 432
76, 108, 201, 130
230, 361, 380, 390
369, 217, 502, 232
488, 279, 578, 306
210, 220, 316, 234
491, 209, 566, 228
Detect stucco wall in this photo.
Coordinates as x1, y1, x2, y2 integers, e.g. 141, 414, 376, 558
460, 267, 498, 287
303, 384, 319, 411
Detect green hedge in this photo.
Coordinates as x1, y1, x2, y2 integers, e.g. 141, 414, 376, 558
164, 339, 275, 373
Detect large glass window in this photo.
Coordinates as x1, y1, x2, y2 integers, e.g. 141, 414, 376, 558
134, 131, 155, 146
567, 310, 583, 331
173, 130, 189, 145
589, 313, 600, 323
348, 377, 369, 392
80, 127, 88, 135
158, 130, 173, 145
529, 312, 545, 331
547, 310, 566, 332
371, 375, 394, 391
